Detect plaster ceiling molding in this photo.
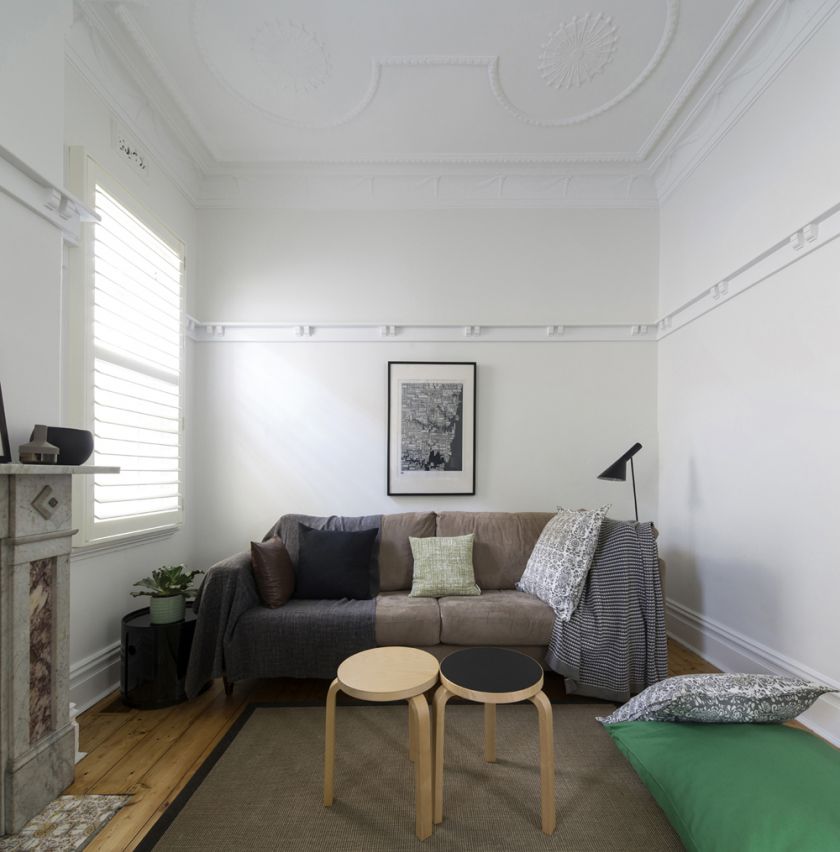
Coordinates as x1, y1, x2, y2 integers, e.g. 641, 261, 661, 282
67, 6, 205, 200
250, 20, 331, 95
490, 0, 679, 128
652, 0, 834, 200
538, 12, 620, 90
637, 0, 758, 159
192, 0, 374, 129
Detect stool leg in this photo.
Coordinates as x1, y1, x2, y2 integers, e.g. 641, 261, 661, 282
484, 702, 496, 763
433, 686, 452, 825
409, 695, 433, 841
530, 691, 555, 834
324, 679, 340, 807
409, 700, 416, 762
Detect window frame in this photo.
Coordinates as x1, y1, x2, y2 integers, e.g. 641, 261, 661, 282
76, 158, 185, 546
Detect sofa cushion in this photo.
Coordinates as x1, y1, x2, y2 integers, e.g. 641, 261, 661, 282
250, 537, 295, 607
375, 591, 441, 646
517, 506, 608, 621
438, 590, 554, 646
295, 525, 379, 600
379, 512, 437, 591
435, 512, 554, 589
409, 534, 480, 598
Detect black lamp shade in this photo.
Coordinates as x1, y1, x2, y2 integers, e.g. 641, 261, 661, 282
597, 442, 643, 522
597, 442, 643, 481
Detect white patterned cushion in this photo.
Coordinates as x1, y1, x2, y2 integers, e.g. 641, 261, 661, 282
598, 674, 835, 724
516, 506, 608, 621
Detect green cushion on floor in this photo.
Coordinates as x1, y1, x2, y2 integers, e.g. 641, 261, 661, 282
606, 721, 840, 852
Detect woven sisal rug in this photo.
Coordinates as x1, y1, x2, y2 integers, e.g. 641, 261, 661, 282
138, 703, 682, 851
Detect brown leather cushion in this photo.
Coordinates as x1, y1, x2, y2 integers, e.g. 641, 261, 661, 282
435, 512, 554, 589
379, 512, 437, 591
375, 591, 441, 646
251, 537, 295, 607
438, 591, 554, 645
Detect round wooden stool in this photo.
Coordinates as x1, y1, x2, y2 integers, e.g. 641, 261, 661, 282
433, 647, 555, 834
324, 646, 439, 841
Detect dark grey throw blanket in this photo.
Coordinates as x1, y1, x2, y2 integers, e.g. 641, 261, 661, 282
185, 514, 380, 698
545, 520, 667, 702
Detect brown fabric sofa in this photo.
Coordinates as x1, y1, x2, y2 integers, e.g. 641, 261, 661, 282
186, 510, 560, 696
186, 509, 665, 698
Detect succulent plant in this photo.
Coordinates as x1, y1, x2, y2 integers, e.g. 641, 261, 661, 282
131, 564, 203, 599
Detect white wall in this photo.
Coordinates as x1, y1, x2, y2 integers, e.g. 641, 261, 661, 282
63, 62, 198, 708
0, 1, 69, 185
0, 0, 68, 447
198, 208, 658, 324
192, 207, 660, 567
658, 8, 840, 741
0, 193, 63, 449
192, 340, 658, 567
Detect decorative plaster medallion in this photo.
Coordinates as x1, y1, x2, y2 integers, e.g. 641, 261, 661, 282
251, 20, 331, 95
539, 12, 619, 89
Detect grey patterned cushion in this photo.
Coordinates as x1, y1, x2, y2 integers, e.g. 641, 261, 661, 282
409, 534, 480, 598
515, 506, 608, 621
598, 674, 835, 724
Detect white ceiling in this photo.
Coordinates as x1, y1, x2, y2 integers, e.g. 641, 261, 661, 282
71, 0, 782, 204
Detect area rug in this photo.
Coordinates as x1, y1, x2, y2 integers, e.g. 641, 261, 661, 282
137, 703, 683, 851
0, 795, 129, 851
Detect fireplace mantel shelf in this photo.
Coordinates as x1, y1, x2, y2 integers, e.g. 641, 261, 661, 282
0, 465, 119, 476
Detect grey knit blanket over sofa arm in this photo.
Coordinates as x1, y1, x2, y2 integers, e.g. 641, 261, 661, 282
185, 515, 379, 698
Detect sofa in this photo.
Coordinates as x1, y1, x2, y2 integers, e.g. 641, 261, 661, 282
185, 511, 666, 699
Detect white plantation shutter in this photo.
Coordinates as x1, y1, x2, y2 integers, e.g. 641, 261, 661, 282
89, 184, 184, 539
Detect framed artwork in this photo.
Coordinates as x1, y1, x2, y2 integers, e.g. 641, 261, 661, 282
387, 361, 476, 496
0, 383, 10, 463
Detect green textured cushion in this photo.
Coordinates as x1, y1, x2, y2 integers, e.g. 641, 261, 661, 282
606, 721, 840, 852
409, 534, 480, 597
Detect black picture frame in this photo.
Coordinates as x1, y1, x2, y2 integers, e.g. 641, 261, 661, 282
387, 361, 476, 496
0, 383, 10, 463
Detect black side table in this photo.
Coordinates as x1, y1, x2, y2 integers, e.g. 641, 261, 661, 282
121, 605, 198, 709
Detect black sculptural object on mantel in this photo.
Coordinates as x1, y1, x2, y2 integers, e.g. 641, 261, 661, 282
31, 427, 94, 466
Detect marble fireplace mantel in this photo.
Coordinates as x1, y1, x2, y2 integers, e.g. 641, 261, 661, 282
0, 464, 118, 834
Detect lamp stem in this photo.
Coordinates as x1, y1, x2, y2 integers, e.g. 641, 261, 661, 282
630, 455, 639, 523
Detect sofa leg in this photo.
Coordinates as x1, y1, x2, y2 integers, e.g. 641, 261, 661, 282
223, 676, 233, 697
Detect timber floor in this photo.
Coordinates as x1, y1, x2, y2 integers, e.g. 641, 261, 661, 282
73, 638, 718, 851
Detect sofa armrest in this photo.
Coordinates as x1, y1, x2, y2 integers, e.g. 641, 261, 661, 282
186, 551, 260, 697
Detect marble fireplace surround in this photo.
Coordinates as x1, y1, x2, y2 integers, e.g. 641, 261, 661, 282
0, 465, 116, 836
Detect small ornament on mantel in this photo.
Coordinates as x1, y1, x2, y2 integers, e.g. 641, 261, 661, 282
19, 424, 60, 464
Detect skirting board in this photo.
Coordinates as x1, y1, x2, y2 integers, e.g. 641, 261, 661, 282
69, 641, 121, 713
667, 598, 840, 747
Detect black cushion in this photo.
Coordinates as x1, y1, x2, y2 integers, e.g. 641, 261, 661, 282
295, 524, 379, 600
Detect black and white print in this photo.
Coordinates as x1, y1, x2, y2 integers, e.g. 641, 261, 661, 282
387, 362, 476, 495
598, 673, 835, 725
400, 382, 463, 472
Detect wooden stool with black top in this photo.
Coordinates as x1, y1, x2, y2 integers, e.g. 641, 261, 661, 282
433, 646, 555, 834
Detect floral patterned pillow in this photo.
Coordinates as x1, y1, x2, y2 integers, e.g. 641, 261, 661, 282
598, 674, 835, 725
516, 506, 608, 621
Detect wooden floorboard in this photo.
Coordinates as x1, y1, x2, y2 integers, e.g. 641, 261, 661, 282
74, 639, 724, 850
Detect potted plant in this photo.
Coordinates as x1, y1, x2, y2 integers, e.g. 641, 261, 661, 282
131, 564, 204, 624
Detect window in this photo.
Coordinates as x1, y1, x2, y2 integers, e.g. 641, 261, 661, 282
85, 181, 184, 542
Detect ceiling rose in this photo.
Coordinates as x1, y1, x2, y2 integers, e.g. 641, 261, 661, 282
538, 12, 619, 90
251, 20, 331, 95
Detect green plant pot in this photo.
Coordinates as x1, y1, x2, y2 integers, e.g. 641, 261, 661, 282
149, 594, 185, 624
